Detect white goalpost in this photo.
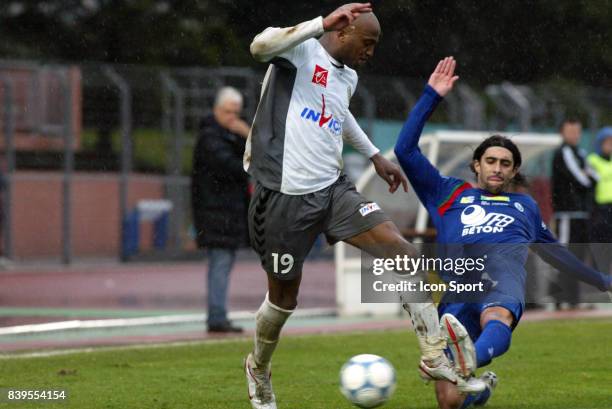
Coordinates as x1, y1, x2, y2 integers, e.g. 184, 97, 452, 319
335, 130, 562, 316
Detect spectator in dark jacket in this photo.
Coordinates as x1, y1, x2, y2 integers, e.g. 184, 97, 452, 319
191, 87, 250, 333
550, 118, 596, 309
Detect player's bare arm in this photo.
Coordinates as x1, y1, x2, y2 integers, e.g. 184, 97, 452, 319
371, 153, 408, 193
342, 110, 406, 193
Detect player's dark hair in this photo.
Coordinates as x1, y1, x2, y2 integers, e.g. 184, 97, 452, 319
470, 135, 524, 182
510, 172, 529, 190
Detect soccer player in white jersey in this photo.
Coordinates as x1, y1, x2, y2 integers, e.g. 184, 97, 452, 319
243, 4, 482, 408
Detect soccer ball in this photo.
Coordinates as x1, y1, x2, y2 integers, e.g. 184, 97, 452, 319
339, 354, 396, 408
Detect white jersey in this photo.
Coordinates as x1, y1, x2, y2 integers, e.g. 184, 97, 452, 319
245, 22, 364, 195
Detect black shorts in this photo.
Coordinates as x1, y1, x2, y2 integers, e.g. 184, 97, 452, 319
248, 175, 390, 280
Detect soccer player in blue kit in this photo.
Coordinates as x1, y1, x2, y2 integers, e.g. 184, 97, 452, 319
394, 57, 612, 409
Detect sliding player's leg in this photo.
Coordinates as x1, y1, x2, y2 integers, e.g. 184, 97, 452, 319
435, 370, 498, 409
434, 302, 513, 408
474, 305, 515, 368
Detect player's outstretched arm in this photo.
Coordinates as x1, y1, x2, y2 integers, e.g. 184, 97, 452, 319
250, 3, 372, 62
532, 219, 612, 292
395, 56, 459, 157
427, 56, 459, 97
393, 57, 464, 207
533, 242, 612, 292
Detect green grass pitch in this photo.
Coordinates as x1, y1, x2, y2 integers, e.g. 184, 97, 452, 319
0, 318, 610, 409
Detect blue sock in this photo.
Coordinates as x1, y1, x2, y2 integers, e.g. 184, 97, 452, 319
475, 320, 512, 367
460, 393, 477, 409
460, 387, 493, 409
473, 387, 492, 406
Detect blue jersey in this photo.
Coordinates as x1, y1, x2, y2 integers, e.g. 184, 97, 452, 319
394, 85, 611, 305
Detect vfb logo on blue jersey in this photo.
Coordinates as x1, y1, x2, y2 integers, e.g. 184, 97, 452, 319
460, 204, 515, 236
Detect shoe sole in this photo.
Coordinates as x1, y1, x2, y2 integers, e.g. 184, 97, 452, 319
417, 362, 457, 385
441, 314, 476, 377
418, 360, 486, 393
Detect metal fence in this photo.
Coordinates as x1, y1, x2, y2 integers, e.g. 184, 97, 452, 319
0, 60, 611, 263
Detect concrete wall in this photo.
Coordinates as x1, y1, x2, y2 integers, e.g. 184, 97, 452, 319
7, 171, 165, 259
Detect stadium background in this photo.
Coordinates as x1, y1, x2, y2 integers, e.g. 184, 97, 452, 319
0, 2, 610, 407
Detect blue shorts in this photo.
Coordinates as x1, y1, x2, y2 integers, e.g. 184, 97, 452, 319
438, 294, 523, 342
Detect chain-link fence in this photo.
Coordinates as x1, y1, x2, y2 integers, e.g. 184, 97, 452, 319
0, 60, 610, 263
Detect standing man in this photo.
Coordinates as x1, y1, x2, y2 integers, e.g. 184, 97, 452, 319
551, 118, 595, 309
243, 4, 485, 409
191, 86, 250, 333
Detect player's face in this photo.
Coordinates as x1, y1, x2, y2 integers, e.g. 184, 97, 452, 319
473, 147, 518, 194
340, 25, 380, 67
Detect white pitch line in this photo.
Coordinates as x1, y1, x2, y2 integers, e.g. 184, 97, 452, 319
0, 338, 239, 360
0, 308, 336, 336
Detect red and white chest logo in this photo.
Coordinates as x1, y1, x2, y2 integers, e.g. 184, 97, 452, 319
311, 65, 328, 87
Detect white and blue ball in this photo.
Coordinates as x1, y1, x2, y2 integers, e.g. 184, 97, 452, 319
339, 354, 396, 408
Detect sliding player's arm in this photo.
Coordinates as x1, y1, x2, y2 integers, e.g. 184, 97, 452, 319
250, 3, 372, 62
343, 111, 407, 193
531, 207, 612, 292
394, 57, 465, 209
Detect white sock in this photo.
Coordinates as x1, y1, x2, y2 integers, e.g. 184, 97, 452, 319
253, 293, 293, 367
403, 302, 446, 362
394, 271, 446, 362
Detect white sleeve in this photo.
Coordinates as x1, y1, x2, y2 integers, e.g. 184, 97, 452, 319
250, 16, 324, 64
342, 111, 379, 158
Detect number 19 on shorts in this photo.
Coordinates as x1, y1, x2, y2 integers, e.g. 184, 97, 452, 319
271, 253, 294, 275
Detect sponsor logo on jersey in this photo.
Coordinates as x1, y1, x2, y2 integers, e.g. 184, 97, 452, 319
480, 195, 510, 202
311, 64, 328, 87
359, 202, 381, 217
460, 204, 515, 236
514, 202, 524, 212
299, 94, 342, 135
460, 196, 475, 204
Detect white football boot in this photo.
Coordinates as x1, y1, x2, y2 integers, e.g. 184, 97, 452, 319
418, 353, 457, 384
440, 313, 478, 378
245, 353, 277, 409
474, 371, 498, 406
418, 353, 486, 393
